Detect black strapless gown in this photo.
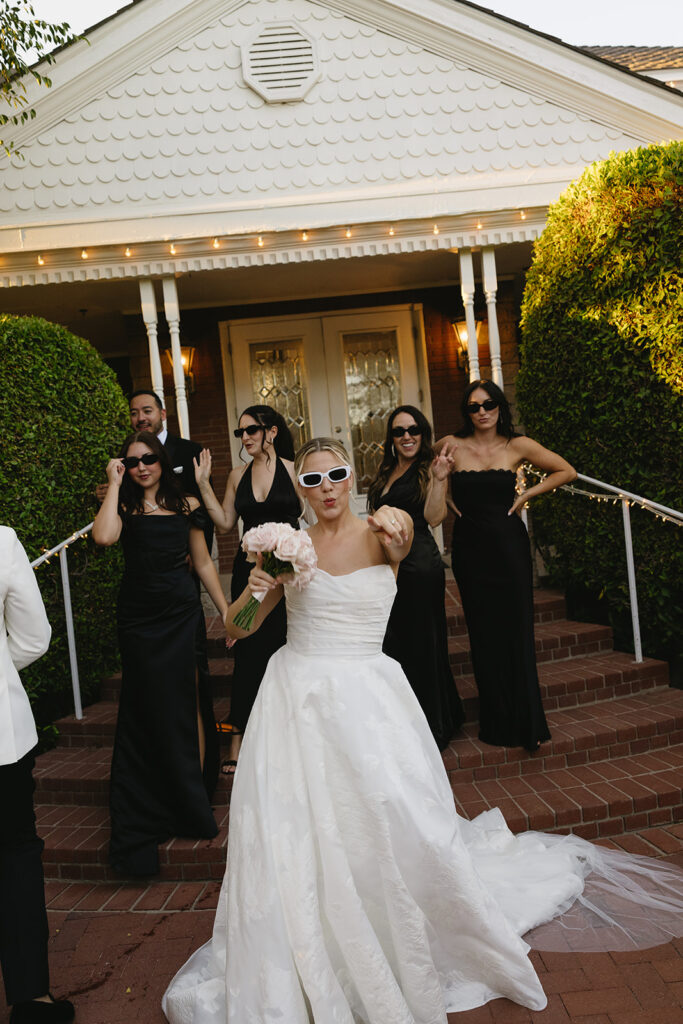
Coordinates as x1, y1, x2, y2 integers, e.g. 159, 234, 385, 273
110, 511, 219, 876
377, 464, 464, 750
228, 458, 300, 732
451, 470, 551, 751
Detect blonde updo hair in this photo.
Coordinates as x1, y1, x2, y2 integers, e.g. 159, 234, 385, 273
294, 437, 353, 476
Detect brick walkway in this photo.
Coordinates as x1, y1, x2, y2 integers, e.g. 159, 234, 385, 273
2, 828, 680, 1024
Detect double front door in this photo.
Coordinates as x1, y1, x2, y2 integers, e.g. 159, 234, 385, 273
221, 306, 432, 516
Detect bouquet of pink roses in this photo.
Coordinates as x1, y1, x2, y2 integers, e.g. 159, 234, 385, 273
233, 522, 318, 631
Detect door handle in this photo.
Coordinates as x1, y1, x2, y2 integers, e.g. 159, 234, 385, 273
334, 425, 342, 433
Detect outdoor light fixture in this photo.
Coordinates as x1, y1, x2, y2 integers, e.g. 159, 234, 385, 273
164, 345, 196, 395
452, 320, 481, 372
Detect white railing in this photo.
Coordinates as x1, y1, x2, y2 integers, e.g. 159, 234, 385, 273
524, 469, 683, 664
30, 523, 93, 720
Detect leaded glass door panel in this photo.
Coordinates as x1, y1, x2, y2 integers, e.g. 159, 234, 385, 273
322, 310, 420, 513
226, 318, 329, 471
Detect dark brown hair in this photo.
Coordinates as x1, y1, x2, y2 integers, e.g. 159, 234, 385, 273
367, 405, 434, 512
117, 431, 190, 516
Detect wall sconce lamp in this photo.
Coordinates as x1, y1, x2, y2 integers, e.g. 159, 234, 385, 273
451, 320, 480, 371
164, 345, 196, 395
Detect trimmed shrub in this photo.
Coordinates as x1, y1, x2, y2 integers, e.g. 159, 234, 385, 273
517, 142, 683, 677
0, 315, 130, 741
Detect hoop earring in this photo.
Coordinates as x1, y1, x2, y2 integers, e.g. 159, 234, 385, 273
391, 444, 396, 458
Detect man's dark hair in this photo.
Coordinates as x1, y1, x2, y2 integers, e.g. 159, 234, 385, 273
129, 389, 164, 410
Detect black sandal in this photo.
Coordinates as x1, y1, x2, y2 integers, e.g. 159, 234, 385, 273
221, 759, 238, 776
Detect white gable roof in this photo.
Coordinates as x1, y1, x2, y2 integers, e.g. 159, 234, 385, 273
1, 0, 681, 262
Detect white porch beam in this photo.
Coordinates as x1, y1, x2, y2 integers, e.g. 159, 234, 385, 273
458, 249, 480, 381
161, 275, 190, 439
138, 279, 164, 406
481, 246, 503, 389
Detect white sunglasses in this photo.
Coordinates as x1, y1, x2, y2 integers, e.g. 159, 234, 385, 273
297, 465, 352, 488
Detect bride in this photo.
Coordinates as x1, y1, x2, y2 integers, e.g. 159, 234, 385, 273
163, 437, 683, 1024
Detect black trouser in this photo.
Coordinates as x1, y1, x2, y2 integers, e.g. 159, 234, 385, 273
0, 748, 50, 1006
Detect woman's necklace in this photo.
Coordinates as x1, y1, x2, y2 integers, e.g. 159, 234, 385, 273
144, 499, 159, 513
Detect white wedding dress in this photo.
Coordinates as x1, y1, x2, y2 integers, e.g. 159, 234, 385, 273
163, 565, 683, 1024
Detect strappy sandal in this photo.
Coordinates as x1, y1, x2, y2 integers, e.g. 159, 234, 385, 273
221, 759, 238, 776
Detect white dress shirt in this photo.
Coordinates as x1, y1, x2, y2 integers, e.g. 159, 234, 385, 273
157, 426, 168, 446
0, 527, 52, 765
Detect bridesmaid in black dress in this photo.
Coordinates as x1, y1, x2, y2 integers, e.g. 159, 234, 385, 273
92, 432, 230, 876
195, 406, 301, 774
367, 406, 464, 750
437, 381, 576, 752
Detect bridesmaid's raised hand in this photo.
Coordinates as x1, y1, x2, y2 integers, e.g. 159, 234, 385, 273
194, 447, 212, 487
432, 442, 456, 482
105, 458, 125, 487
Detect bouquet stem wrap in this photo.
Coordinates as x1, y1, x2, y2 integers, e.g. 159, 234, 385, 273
231, 523, 317, 633
232, 552, 294, 631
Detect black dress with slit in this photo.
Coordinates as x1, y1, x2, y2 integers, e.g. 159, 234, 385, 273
375, 463, 464, 750
450, 470, 551, 751
109, 510, 219, 876
228, 458, 300, 732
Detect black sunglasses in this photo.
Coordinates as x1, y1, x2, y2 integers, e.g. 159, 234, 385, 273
466, 399, 499, 414
233, 424, 264, 438
390, 424, 422, 439
122, 453, 160, 469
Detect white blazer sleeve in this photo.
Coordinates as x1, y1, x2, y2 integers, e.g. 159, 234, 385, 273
5, 531, 52, 670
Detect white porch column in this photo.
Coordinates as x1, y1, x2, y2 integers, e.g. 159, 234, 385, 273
482, 246, 504, 389
138, 279, 165, 405
458, 249, 480, 381
161, 275, 190, 439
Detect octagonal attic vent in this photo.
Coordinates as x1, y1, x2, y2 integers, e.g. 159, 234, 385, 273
241, 21, 320, 103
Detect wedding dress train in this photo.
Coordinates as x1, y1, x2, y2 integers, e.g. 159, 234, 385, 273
163, 565, 683, 1024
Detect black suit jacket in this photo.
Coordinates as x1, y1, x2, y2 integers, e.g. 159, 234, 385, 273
163, 433, 214, 555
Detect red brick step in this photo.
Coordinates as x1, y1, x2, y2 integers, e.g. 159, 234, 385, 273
36, 744, 683, 882
39, 689, 683, 804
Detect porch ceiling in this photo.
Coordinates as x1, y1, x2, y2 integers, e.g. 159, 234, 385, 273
0, 243, 532, 341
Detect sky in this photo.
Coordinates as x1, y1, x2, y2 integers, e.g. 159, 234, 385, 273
27, 0, 683, 48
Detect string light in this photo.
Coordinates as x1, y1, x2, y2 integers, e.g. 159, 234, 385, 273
212, 237, 220, 249
389, 226, 395, 236
345, 228, 352, 238
301, 231, 309, 241
37, 255, 44, 265
257, 236, 264, 247
125, 247, 132, 257
520, 210, 527, 220
523, 466, 683, 528
433, 224, 439, 235
476, 221, 483, 230
169, 243, 176, 255
33, 525, 94, 571
81, 249, 88, 259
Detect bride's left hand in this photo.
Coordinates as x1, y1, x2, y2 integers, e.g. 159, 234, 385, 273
367, 506, 411, 547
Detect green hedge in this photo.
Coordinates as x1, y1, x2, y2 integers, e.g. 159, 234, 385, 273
0, 315, 130, 741
517, 142, 683, 678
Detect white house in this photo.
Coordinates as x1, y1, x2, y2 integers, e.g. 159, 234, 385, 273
1, 0, 681, 555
